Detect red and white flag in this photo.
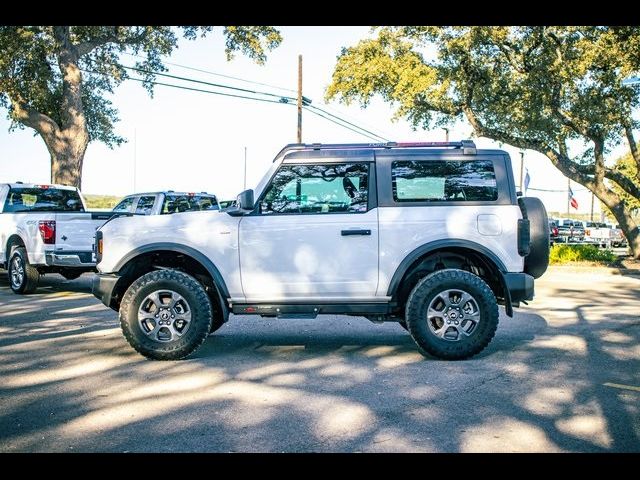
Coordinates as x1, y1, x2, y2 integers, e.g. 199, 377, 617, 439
569, 186, 578, 210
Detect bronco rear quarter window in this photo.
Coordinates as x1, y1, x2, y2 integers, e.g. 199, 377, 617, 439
391, 160, 498, 202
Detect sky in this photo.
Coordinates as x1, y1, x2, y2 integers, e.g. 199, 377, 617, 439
0, 26, 630, 216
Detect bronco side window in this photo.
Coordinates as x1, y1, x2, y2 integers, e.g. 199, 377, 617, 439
260, 163, 369, 214
392, 160, 498, 202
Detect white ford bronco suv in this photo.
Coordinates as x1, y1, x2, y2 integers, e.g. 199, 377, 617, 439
93, 141, 549, 361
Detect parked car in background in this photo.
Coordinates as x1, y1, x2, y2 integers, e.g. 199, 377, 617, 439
609, 224, 628, 248
112, 191, 220, 216
581, 221, 614, 248
218, 199, 236, 209
549, 220, 560, 245
556, 219, 585, 243
0, 182, 115, 294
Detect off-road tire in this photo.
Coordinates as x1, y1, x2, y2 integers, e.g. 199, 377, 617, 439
119, 269, 212, 360
405, 269, 499, 360
8, 246, 40, 294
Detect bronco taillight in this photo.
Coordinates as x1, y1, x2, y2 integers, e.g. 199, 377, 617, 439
518, 218, 531, 256
38, 220, 56, 244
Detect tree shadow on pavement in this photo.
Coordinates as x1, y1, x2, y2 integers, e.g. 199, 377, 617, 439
0, 273, 638, 452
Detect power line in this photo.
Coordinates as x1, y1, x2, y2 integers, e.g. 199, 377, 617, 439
118, 64, 297, 102
83, 63, 394, 142
303, 106, 384, 142
83, 69, 296, 106
528, 186, 589, 192
118, 61, 392, 142
123, 52, 298, 94
124, 54, 395, 141
306, 104, 390, 142
318, 103, 395, 140
122, 63, 389, 141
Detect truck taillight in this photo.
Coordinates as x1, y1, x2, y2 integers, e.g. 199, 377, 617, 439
38, 220, 56, 244
95, 230, 103, 263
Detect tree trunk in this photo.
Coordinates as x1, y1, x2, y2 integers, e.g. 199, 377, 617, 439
48, 26, 89, 190
48, 132, 87, 189
598, 191, 640, 258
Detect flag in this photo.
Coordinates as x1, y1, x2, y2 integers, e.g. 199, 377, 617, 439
569, 186, 578, 210
524, 168, 530, 195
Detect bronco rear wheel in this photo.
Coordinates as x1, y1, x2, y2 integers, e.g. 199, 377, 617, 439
405, 269, 499, 360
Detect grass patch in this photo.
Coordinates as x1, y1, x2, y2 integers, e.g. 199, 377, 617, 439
550, 244, 617, 265
84, 194, 122, 210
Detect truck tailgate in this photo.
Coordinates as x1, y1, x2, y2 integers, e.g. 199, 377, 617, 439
54, 212, 113, 252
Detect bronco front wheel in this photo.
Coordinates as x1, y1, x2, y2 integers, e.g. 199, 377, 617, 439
119, 270, 212, 360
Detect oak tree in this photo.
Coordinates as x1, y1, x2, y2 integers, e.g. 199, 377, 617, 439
0, 26, 282, 188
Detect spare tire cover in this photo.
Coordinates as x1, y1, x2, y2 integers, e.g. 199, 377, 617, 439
519, 197, 550, 279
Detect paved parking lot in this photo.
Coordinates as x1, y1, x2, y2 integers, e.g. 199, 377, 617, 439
0, 268, 638, 452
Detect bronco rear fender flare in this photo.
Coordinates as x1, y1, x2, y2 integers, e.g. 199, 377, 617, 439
386, 239, 508, 297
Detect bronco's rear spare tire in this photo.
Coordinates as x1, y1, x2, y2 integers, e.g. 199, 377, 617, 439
119, 269, 212, 360
519, 197, 549, 279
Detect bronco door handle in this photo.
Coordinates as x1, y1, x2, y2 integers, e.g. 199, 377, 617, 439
341, 229, 371, 236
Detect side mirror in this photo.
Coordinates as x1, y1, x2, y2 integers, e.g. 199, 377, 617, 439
236, 189, 254, 211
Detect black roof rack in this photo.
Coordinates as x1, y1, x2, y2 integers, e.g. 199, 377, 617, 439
273, 140, 477, 161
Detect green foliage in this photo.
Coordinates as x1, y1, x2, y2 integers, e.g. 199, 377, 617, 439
83, 194, 122, 209
549, 244, 617, 265
611, 145, 640, 215
328, 27, 640, 146
0, 26, 282, 147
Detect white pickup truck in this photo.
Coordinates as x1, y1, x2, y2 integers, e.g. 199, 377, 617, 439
0, 183, 115, 294
582, 221, 628, 248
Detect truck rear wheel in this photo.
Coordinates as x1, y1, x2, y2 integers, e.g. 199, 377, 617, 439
119, 270, 212, 360
405, 269, 499, 360
8, 246, 40, 294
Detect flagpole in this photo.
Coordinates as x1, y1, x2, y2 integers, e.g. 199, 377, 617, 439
519, 151, 524, 193
567, 178, 570, 216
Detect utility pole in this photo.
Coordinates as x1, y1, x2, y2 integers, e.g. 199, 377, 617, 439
133, 128, 137, 192
444, 128, 449, 143
243, 147, 247, 190
297, 54, 303, 143
519, 151, 524, 193
590, 192, 595, 221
